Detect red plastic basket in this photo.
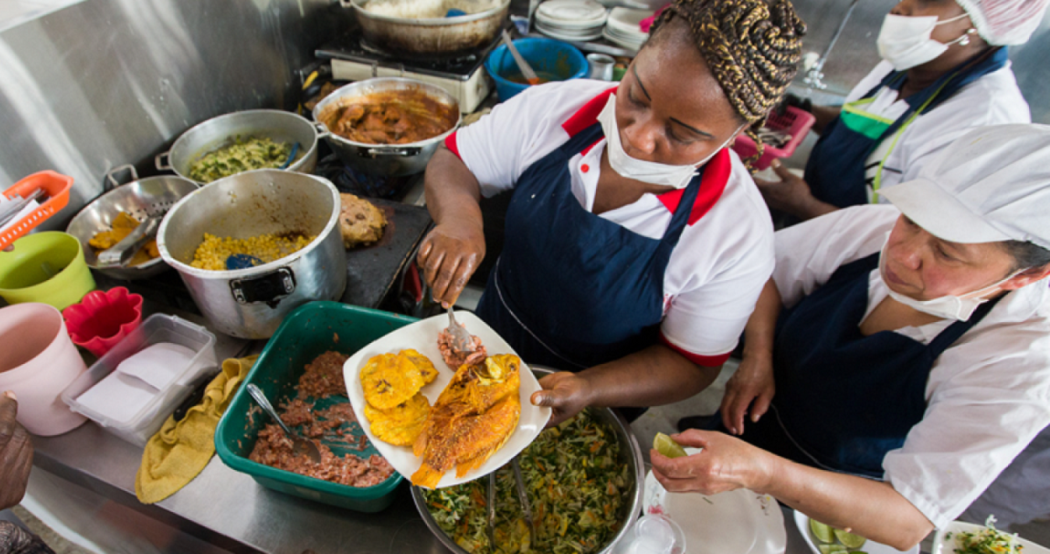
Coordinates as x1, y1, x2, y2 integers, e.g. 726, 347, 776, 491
1, 171, 74, 250
732, 106, 816, 171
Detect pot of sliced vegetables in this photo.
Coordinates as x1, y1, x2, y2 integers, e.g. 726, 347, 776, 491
156, 109, 321, 185
412, 365, 645, 554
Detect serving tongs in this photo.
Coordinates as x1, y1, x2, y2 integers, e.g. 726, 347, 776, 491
0, 188, 46, 229
96, 214, 162, 269
487, 458, 538, 549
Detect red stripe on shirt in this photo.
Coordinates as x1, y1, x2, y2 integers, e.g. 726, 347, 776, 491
561, 87, 618, 137
656, 148, 732, 226
660, 332, 732, 367
445, 132, 461, 159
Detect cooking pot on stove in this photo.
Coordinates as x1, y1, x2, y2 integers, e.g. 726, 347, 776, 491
342, 0, 510, 55
156, 170, 346, 339
313, 78, 461, 177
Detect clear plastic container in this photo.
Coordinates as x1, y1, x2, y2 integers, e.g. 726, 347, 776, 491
61, 313, 217, 446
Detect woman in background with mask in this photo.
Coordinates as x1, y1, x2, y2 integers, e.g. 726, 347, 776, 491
418, 0, 804, 425
757, 0, 1047, 221
663, 125, 1050, 550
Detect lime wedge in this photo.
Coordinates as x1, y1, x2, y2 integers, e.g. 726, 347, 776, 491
834, 529, 867, 549
818, 544, 847, 554
653, 433, 687, 459
810, 519, 836, 543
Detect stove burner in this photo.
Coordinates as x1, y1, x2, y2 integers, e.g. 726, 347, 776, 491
357, 37, 482, 66
314, 153, 415, 200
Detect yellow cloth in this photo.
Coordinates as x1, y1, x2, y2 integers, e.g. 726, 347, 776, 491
135, 355, 257, 504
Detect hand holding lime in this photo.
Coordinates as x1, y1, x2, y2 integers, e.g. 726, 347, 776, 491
654, 432, 688, 459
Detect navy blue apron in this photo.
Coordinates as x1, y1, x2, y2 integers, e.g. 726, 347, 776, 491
475, 122, 703, 372
735, 253, 1002, 478
805, 48, 1009, 209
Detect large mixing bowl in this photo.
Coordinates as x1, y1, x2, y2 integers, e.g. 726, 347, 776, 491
156, 169, 346, 339
312, 78, 461, 177
66, 165, 198, 280
156, 109, 321, 184
343, 0, 511, 55
411, 365, 645, 554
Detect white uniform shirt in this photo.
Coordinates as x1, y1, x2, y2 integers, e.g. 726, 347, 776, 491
773, 205, 1050, 529
449, 79, 774, 365
842, 60, 1030, 203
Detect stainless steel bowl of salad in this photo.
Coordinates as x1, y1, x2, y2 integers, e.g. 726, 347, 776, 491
411, 366, 645, 554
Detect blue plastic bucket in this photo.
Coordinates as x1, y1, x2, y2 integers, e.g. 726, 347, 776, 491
484, 38, 589, 101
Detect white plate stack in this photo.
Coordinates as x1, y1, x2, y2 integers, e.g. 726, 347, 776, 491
602, 7, 652, 51
535, 0, 609, 42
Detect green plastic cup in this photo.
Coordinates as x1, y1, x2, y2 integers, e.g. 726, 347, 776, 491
0, 231, 96, 310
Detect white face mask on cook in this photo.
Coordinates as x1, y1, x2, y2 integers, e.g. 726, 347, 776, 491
596, 93, 740, 189
876, 13, 971, 71
878, 239, 1021, 321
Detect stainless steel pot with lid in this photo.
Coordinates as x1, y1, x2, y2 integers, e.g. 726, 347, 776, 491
342, 0, 511, 55
312, 78, 461, 177
157, 169, 346, 339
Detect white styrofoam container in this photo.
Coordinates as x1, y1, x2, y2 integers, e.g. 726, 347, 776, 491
61, 313, 217, 446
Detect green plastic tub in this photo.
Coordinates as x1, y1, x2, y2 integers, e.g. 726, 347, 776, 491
215, 301, 417, 512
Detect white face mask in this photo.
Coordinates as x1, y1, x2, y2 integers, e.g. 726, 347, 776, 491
596, 93, 741, 189
878, 240, 1021, 321
876, 13, 971, 71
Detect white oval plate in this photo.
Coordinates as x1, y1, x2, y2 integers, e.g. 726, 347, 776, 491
644, 448, 787, 554
606, 7, 653, 36
793, 510, 919, 554
537, 24, 604, 42
932, 521, 1050, 554
343, 311, 551, 489
537, 0, 609, 28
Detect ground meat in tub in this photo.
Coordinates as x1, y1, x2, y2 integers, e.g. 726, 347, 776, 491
298, 351, 350, 398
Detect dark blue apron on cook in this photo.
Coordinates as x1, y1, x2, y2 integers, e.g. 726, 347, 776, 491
805, 48, 1009, 209
475, 122, 702, 372
736, 253, 1002, 478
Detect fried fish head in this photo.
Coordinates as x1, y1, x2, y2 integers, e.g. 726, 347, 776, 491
360, 353, 425, 410
365, 392, 431, 447
400, 348, 438, 385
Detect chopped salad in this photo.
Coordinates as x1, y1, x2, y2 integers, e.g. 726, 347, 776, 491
188, 136, 293, 183
423, 409, 632, 554
948, 517, 1024, 554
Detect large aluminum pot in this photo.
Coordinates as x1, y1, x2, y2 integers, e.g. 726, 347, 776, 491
157, 170, 346, 339
156, 110, 322, 185
313, 78, 461, 177
411, 366, 645, 554
343, 0, 510, 55
66, 165, 198, 280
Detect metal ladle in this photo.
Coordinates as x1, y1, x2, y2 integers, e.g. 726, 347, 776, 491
246, 384, 322, 463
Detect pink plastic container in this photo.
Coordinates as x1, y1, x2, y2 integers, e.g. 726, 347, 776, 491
732, 106, 816, 171
62, 287, 143, 357
0, 303, 88, 436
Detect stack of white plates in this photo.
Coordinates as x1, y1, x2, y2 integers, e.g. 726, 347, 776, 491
535, 0, 608, 42
602, 7, 652, 51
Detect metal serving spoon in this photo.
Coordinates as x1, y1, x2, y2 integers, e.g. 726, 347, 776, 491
446, 307, 475, 354
246, 384, 322, 463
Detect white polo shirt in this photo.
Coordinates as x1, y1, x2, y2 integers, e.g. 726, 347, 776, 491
447, 79, 774, 366
843, 60, 1030, 203
773, 204, 1050, 529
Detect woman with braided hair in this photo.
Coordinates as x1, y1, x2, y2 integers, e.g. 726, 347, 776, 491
418, 0, 804, 425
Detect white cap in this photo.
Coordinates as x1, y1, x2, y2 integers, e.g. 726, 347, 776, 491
955, 0, 1050, 45
880, 124, 1050, 250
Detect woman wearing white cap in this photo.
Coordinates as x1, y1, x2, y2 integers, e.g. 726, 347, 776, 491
654, 125, 1050, 549
756, 0, 1048, 222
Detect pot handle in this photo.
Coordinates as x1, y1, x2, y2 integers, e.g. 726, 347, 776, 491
105, 164, 139, 191
363, 147, 422, 158
155, 151, 173, 171
229, 267, 297, 309
314, 122, 330, 140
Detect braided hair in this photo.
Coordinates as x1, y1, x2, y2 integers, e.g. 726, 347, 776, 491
650, 0, 806, 165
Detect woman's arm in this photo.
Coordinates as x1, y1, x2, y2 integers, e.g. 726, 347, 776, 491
754, 160, 838, 221
720, 278, 781, 435
532, 344, 722, 427
810, 105, 842, 135
417, 146, 487, 307
652, 430, 934, 551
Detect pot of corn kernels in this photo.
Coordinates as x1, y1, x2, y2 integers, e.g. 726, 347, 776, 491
157, 169, 346, 339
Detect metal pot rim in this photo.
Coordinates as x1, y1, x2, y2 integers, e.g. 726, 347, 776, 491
408, 365, 645, 554
312, 77, 462, 151
156, 169, 342, 279
349, 0, 511, 26
163, 109, 321, 183
68, 174, 199, 273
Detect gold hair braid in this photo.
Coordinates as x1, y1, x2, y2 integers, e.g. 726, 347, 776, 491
652, 0, 806, 165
